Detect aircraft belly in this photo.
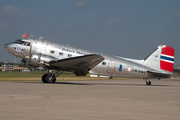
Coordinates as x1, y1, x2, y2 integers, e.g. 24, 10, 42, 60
91, 66, 148, 78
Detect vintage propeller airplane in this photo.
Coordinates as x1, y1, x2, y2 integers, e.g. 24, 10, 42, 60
4, 34, 175, 85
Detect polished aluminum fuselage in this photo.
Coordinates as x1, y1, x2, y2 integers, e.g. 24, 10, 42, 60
4, 39, 169, 78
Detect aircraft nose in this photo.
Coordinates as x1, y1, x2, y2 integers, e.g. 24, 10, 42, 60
4, 43, 10, 52
4, 43, 15, 53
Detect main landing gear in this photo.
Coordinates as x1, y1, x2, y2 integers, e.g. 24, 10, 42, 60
143, 78, 151, 86
146, 81, 151, 85
42, 69, 64, 83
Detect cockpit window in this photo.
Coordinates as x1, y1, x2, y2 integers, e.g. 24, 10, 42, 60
25, 42, 30, 46
14, 40, 30, 46
14, 39, 22, 44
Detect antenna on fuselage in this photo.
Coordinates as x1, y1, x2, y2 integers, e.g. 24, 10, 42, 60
29, 35, 33, 38
39, 37, 44, 40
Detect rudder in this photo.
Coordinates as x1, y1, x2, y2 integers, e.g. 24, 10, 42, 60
160, 46, 175, 72
144, 44, 175, 73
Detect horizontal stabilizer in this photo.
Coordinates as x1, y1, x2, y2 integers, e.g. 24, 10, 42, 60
147, 71, 172, 78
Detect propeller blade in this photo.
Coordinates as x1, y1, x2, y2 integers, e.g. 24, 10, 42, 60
14, 57, 17, 63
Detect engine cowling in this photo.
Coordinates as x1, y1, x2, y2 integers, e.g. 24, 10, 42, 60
28, 53, 57, 67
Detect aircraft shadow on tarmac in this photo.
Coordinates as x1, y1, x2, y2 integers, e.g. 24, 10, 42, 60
12, 81, 172, 87
54, 81, 172, 87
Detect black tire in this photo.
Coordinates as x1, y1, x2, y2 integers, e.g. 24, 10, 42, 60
42, 74, 47, 83
148, 81, 151, 85
146, 81, 149, 85
42, 74, 56, 83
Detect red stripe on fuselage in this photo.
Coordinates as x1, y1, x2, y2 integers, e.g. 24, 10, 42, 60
107, 60, 116, 74
28, 42, 32, 56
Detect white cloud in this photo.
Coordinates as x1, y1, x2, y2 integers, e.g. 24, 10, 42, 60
0, 5, 31, 17
120, 0, 131, 4
64, 23, 74, 28
105, 0, 114, 4
74, 1, 87, 7
0, 5, 33, 29
168, 24, 174, 28
106, 18, 119, 25
0, 20, 11, 29
175, 10, 180, 16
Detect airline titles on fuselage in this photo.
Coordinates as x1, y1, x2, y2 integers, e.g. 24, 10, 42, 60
61, 47, 87, 56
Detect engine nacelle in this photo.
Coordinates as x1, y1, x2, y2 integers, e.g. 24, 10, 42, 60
28, 53, 57, 67
28, 53, 40, 66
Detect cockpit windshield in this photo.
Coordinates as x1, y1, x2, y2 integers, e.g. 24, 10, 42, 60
14, 39, 22, 44
14, 39, 30, 46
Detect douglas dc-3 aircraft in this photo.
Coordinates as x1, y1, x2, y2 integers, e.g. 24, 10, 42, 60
4, 34, 175, 85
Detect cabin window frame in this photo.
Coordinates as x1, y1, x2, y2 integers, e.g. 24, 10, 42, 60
59, 52, 63, 56
102, 62, 106, 65
50, 50, 55, 54
68, 54, 72, 57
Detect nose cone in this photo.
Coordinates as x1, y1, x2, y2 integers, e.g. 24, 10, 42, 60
4, 43, 10, 52
4, 43, 16, 55
5, 42, 26, 59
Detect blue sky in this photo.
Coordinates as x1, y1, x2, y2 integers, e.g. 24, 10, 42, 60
0, 0, 180, 65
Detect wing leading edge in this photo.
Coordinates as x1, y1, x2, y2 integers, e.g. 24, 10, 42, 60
49, 54, 104, 76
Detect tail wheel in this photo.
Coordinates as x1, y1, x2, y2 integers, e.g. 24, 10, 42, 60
42, 74, 56, 83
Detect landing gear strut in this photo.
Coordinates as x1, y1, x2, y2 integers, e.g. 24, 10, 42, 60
42, 69, 64, 83
143, 78, 151, 86
42, 73, 56, 83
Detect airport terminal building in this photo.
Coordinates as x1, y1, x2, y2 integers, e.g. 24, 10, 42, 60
0, 64, 28, 72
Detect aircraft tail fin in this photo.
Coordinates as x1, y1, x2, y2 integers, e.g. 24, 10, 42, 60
144, 44, 175, 73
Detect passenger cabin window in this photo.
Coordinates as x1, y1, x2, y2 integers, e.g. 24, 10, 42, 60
50, 50, 55, 54
102, 62, 106, 65
68, 54, 72, 57
59, 52, 63, 56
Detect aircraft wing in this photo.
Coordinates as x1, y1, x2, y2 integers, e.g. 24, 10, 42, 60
49, 54, 104, 76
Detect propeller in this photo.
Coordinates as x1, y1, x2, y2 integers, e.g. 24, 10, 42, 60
21, 59, 27, 71
14, 57, 17, 63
